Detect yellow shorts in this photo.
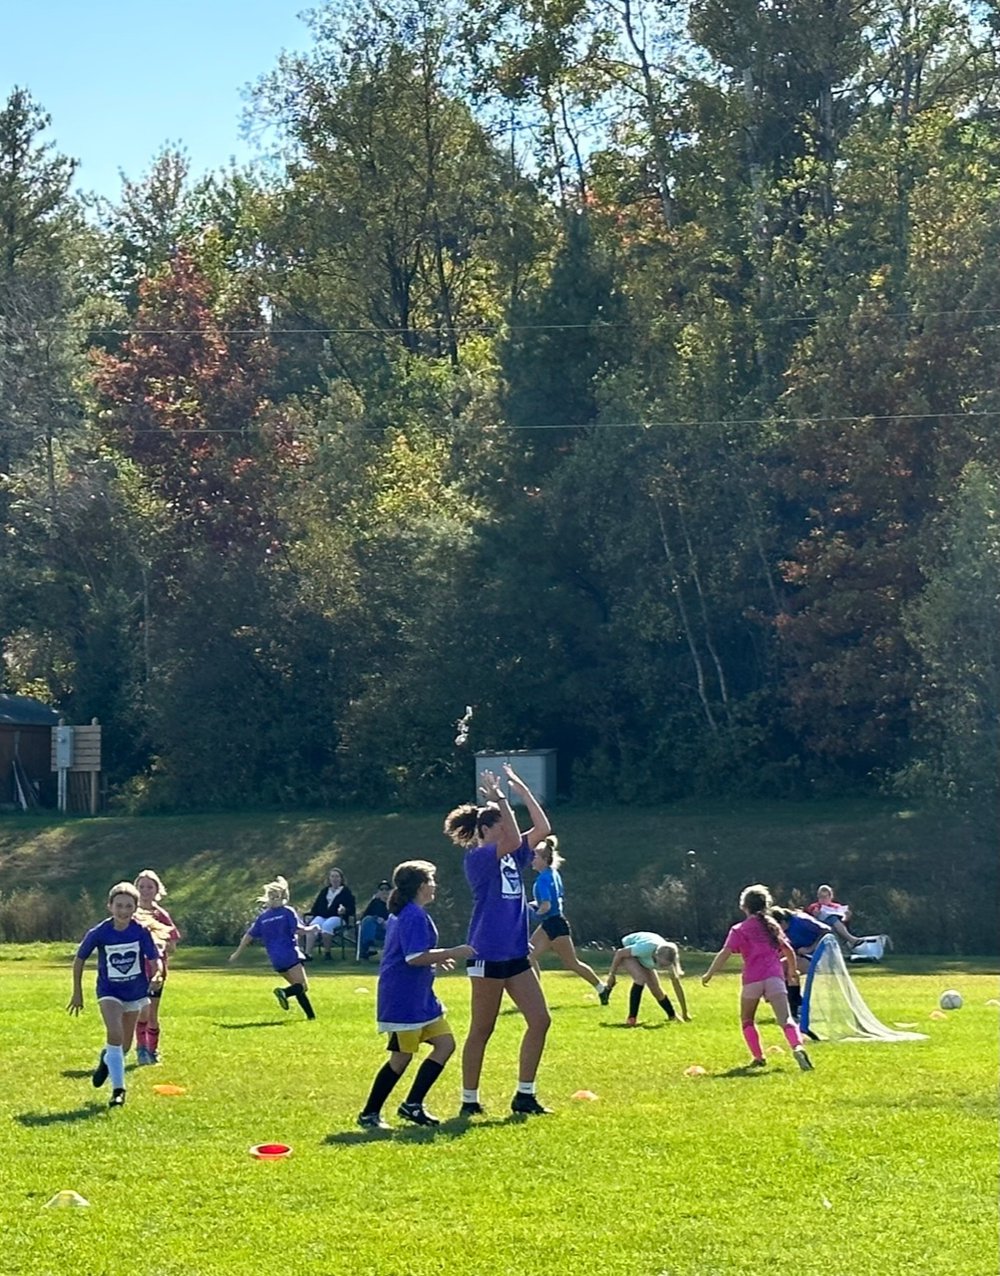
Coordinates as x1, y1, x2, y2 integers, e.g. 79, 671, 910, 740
387, 1017, 451, 1054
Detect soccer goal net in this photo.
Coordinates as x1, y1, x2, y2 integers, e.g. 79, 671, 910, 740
800, 936, 927, 1043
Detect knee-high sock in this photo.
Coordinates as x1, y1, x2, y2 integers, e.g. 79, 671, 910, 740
658, 994, 676, 1020
106, 1044, 126, 1089
404, 1058, 444, 1107
362, 1061, 405, 1116
782, 1021, 803, 1049
146, 1025, 161, 1053
285, 982, 315, 1018
135, 1022, 148, 1050
786, 984, 802, 1019
741, 1022, 763, 1060
628, 984, 644, 1019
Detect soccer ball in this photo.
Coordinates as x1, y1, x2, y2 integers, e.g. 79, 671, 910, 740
939, 990, 963, 1010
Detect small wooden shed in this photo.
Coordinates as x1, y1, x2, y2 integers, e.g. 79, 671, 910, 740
0, 694, 60, 809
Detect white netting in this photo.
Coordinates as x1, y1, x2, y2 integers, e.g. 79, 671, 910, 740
800, 936, 927, 1043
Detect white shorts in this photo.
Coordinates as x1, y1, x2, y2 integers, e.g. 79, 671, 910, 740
98, 995, 150, 1013
313, 916, 344, 935
741, 977, 787, 1001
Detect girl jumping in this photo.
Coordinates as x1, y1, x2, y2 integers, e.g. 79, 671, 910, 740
444, 764, 553, 1118
229, 877, 316, 1020
529, 836, 608, 1001
357, 860, 474, 1130
702, 884, 814, 1071
68, 881, 163, 1108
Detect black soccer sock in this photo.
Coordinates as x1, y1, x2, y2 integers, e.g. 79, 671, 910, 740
362, 1061, 405, 1116
786, 983, 802, 1019
629, 984, 644, 1019
658, 994, 677, 1020
404, 1058, 444, 1107
291, 986, 316, 1020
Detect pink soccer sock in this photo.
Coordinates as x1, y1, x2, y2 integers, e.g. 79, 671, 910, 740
135, 1022, 148, 1050
782, 1021, 803, 1050
146, 1025, 161, 1054
742, 1022, 763, 1059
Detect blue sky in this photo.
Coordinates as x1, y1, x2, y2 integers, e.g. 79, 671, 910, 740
1, 1, 315, 202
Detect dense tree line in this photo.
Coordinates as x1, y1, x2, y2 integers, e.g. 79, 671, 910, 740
1, 0, 997, 813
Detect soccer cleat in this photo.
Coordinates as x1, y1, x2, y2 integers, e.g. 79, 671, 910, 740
147, 1049, 160, 1065
625, 1016, 638, 1027
357, 1111, 391, 1130
135, 1046, 151, 1066
598, 985, 612, 1006
397, 1102, 440, 1127
793, 1047, 814, 1072
273, 987, 290, 1011
91, 1049, 109, 1088
749, 1057, 767, 1068
458, 1101, 485, 1117
510, 1093, 552, 1116
109, 1088, 126, 1108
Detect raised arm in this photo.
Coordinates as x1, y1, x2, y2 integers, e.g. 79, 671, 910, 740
503, 765, 551, 849
479, 770, 522, 857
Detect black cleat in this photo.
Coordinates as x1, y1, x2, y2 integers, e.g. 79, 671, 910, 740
91, 1049, 109, 1088
109, 1088, 126, 1108
598, 985, 612, 1006
273, 987, 289, 1011
510, 1093, 552, 1116
357, 1111, 391, 1130
458, 1101, 485, 1117
397, 1102, 440, 1127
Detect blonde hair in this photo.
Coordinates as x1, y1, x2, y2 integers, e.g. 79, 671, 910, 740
136, 908, 174, 948
108, 881, 140, 906
535, 835, 563, 870
258, 876, 290, 907
654, 941, 683, 975
135, 869, 167, 899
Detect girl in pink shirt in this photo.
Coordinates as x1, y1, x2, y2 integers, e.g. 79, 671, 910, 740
702, 884, 814, 1071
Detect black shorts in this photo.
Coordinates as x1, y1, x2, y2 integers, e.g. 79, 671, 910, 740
541, 915, 571, 941
466, 956, 532, 980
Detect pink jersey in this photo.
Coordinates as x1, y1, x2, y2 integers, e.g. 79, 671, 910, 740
725, 917, 785, 984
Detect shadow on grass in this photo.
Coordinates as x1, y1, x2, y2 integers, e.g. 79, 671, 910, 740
324, 1121, 488, 1147
600, 1021, 667, 1030
712, 1064, 774, 1079
15, 1103, 106, 1126
215, 1020, 287, 1030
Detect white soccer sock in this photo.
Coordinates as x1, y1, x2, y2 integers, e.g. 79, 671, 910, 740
106, 1045, 125, 1089
516, 1080, 536, 1095
461, 1089, 479, 1104
596, 981, 607, 993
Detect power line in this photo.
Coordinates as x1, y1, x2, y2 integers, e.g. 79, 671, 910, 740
1, 409, 996, 435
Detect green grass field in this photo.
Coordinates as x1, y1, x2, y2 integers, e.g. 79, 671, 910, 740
0, 949, 996, 1276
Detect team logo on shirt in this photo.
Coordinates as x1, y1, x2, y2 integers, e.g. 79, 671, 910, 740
499, 855, 522, 899
106, 944, 140, 979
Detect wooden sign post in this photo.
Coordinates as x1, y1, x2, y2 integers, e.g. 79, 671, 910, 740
50, 718, 102, 815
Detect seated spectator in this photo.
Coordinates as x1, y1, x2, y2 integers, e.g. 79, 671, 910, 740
358, 879, 391, 961
303, 867, 356, 960
805, 884, 865, 949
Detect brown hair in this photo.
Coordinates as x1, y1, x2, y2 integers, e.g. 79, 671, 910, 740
443, 802, 501, 847
388, 860, 436, 915
739, 884, 782, 949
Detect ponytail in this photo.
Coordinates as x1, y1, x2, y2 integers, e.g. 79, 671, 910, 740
388, 860, 436, 915
739, 883, 782, 949
444, 802, 501, 847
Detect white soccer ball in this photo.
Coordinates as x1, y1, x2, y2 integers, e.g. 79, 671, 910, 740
939, 990, 963, 1010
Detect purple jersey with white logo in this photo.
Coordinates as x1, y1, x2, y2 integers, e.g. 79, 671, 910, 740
464, 836, 533, 962
376, 902, 444, 1032
77, 918, 159, 1002
248, 905, 304, 972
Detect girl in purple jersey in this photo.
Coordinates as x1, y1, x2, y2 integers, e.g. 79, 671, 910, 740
444, 764, 553, 1118
229, 876, 316, 1020
357, 860, 474, 1130
702, 884, 813, 1071
68, 881, 163, 1108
